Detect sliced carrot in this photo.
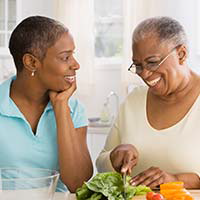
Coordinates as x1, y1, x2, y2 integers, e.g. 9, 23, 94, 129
168, 194, 194, 200
160, 189, 186, 198
160, 182, 184, 190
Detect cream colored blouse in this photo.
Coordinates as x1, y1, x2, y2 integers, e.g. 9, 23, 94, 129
96, 86, 200, 177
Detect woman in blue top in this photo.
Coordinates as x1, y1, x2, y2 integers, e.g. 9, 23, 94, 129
0, 16, 93, 192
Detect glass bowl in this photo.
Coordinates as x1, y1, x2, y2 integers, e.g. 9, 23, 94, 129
0, 168, 59, 200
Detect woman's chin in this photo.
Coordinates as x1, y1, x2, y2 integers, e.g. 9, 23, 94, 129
62, 83, 71, 91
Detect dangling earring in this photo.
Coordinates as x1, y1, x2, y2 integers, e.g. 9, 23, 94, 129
31, 70, 36, 77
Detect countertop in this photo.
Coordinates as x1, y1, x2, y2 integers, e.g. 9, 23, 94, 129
88, 126, 111, 135
57, 190, 200, 200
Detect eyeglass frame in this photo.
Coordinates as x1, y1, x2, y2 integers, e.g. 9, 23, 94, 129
128, 45, 180, 74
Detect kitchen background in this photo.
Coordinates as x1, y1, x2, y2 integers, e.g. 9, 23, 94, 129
0, 0, 200, 174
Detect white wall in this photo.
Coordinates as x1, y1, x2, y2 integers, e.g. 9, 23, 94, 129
19, 0, 55, 19
77, 67, 122, 118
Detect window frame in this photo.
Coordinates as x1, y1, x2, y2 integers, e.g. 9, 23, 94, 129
0, 0, 21, 57
93, 0, 124, 69
197, 0, 200, 55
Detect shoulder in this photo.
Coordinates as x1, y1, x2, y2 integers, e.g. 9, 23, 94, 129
68, 98, 88, 127
123, 85, 148, 106
0, 77, 13, 92
0, 77, 15, 110
116, 86, 147, 120
68, 98, 85, 113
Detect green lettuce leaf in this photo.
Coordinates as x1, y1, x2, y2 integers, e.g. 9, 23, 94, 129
76, 172, 152, 200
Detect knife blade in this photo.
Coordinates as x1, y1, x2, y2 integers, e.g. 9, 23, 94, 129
122, 172, 127, 199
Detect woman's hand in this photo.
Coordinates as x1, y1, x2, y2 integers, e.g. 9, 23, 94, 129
110, 144, 138, 174
49, 81, 76, 107
130, 166, 178, 188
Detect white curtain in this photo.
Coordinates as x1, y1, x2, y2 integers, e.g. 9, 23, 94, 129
54, 0, 94, 96
120, 0, 148, 96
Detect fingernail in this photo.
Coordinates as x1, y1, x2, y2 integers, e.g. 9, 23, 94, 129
131, 182, 136, 186
121, 167, 126, 173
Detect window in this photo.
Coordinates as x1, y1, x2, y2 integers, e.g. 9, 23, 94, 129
197, 0, 200, 56
0, 0, 17, 55
94, 0, 123, 65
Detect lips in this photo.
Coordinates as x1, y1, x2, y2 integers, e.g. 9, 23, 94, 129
64, 75, 76, 83
146, 77, 161, 87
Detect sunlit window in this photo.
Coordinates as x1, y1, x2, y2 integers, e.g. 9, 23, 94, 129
94, 0, 123, 62
0, 0, 16, 51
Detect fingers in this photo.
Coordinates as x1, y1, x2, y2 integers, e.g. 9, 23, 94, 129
61, 81, 77, 99
110, 144, 138, 174
49, 90, 57, 103
110, 150, 125, 173
148, 176, 164, 188
49, 81, 77, 105
130, 167, 163, 188
67, 81, 77, 95
121, 153, 137, 174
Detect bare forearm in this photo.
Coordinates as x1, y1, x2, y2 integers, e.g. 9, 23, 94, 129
54, 103, 93, 192
176, 173, 200, 189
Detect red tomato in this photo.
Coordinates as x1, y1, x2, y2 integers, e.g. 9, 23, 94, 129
152, 193, 164, 200
146, 192, 155, 200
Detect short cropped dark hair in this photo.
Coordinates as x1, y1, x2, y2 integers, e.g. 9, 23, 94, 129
9, 16, 68, 72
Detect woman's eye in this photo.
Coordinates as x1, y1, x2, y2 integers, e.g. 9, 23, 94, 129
147, 61, 159, 66
61, 56, 70, 61
148, 61, 159, 64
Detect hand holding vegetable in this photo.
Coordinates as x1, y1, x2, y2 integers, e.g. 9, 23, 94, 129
110, 144, 138, 175
76, 172, 152, 200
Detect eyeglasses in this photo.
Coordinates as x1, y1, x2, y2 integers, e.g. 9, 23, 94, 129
128, 46, 178, 74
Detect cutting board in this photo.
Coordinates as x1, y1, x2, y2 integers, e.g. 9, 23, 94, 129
66, 190, 200, 200
132, 190, 200, 200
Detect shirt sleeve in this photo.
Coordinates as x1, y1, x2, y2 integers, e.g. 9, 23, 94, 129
69, 99, 88, 128
96, 122, 121, 173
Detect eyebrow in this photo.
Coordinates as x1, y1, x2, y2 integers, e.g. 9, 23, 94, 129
132, 54, 161, 63
59, 50, 75, 55
144, 55, 161, 61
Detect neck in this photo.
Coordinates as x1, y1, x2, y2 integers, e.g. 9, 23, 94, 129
10, 73, 49, 106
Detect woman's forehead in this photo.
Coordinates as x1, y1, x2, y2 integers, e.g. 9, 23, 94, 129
133, 37, 172, 53
132, 40, 174, 61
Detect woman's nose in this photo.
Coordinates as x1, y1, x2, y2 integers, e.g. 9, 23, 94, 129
70, 56, 80, 70
139, 68, 153, 79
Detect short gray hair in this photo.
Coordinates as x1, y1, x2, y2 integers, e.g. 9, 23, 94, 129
132, 16, 188, 49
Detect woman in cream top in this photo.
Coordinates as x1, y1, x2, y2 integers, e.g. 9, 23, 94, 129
96, 16, 200, 189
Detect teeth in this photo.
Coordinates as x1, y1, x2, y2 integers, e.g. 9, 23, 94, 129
146, 77, 161, 86
64, 75, 76, 83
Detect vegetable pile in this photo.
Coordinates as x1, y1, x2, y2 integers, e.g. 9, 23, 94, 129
160, 182, 194, 200
76, 172, 152, 200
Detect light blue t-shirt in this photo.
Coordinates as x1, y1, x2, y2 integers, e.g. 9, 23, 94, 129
0, 76, 88, 192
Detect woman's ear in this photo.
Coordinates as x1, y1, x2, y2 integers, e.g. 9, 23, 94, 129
178, 45, 187, 65
22, 53, 40, 73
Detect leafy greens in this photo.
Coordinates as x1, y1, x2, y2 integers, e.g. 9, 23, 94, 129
76, 172, 152, 200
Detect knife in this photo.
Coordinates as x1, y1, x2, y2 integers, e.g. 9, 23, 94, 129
122, 172, 127, 199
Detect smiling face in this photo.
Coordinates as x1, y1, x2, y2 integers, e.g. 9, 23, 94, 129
132, 35, 187, 96
36, 32, 79, 92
